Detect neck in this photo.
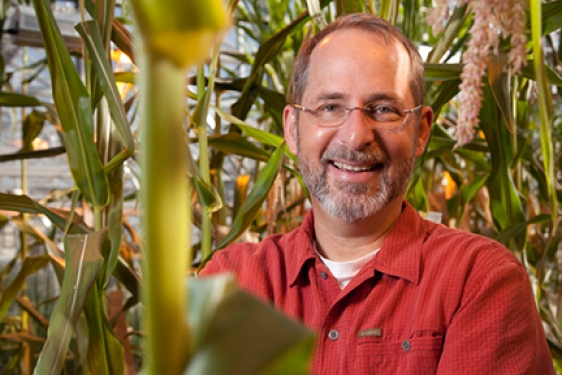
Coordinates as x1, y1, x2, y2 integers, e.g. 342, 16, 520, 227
313, 198, 403, 262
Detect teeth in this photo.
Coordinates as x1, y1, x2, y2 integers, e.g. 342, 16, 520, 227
333, 162, 373, 172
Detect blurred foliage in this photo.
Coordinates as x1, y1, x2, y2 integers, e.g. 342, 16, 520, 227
0, 0, 560, 373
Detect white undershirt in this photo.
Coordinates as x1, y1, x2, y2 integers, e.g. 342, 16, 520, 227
316, 247, 380, 289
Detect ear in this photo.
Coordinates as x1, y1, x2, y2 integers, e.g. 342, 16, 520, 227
415, 106, 433, 157
283, 105, 298, 155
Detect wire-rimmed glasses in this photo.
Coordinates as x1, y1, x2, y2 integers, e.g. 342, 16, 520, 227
293, 103, 423, 130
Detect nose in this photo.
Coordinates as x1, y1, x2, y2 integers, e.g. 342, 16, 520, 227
337, 107, 375, 150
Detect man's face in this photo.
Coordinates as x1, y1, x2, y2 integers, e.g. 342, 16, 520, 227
284, 29, 431, 223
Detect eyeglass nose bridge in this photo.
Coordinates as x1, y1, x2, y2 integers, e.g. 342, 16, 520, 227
341, 106, 372, 123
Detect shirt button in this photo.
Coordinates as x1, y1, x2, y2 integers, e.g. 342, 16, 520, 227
319, 271, 328, 279
328, 329, 339, 341
402, 340, 411, 351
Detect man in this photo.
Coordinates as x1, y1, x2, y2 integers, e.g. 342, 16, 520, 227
201, 13, 553, 374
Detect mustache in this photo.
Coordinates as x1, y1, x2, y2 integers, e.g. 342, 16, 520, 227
321, 146, 388, 164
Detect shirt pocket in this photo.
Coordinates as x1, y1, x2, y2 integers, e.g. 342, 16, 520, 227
355, 332, 443, 374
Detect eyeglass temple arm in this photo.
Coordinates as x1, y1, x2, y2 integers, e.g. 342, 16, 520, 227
404, 105, 423, 113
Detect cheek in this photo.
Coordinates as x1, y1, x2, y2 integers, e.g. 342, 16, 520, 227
378, 132, 416, 160
297, 125, 334, 154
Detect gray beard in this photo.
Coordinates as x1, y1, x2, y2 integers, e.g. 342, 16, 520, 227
298, 145, 415, 223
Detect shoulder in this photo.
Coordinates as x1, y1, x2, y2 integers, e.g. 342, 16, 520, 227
200, 233, 289, 275
200, 210, 316, 278
421, 223, 530, 304
198, 217, 315, 299
426, 223, 523, 271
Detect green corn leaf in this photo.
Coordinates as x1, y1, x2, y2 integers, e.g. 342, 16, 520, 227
0, 332, 45, 344
424, 64, 463, 81
0, 147, 66, 162
207, 132, 271, 161
530, 0, 558, 229
102, 161, 125, 288
236, 123, 285, 148
0, 92, 42, 107
213, 107, 297, 162
232, 0, 331, 119
16, 296, 50, 329
76, 20, 135, 154
216, 143, 285, 249
541, 0, 562, 35
401, 0, 418, 40
379, 0, 399, 24
12, 218, 66, 281
427, 4, 468, 63
193, 175, 223, 212
259, 86, 287, 129
520, 60, 562, 87
0, 254, 51, 321
496, 214, 552, 244
76, 19, 134, 286
83, 0, 137, 63
34, 230, 105, 375
488, 53, 513, 134
237, 124, 297, 161
335, 0, 364, 14
93, 0, 115, 50
429, 79, 461, 118
75, 315, 92, 375
187, 275, 314, 375
83, 283, 125, 375
0, 193, 90, 234
32, 0, 109, 209
480, 86, 526, 251
459, 173, 489, 207
0, 194, 140, 302
193, 48, 222, 260
113, 258, 141, 300
455, 148, 490, 171
407, 177, 429, 213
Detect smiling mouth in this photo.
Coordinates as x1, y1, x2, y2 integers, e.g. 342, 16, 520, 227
332, 161, 382, 172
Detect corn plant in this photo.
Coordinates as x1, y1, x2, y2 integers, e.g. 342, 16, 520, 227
1, 0, 562, 373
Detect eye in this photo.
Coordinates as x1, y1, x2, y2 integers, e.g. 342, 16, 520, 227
372, 105, 398, 115
317, 103, 343, 113
366, 104, 402, 122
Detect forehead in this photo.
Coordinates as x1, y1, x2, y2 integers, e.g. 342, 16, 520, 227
304, 29, 413, 104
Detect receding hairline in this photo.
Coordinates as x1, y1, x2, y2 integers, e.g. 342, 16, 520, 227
291, 14, 425, 106
304, 29, 415, 100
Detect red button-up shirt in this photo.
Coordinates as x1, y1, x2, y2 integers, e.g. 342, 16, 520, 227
200, 203, 554, 374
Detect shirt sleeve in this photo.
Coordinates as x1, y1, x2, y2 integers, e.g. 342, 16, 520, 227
198, 255, 223, 276
436, 261, 554, 374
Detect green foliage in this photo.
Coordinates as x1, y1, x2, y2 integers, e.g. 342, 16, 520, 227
34, 231, 106, 375
0, 0, 561, 373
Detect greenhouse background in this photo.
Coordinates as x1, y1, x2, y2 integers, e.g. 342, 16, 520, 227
0, 0, 561, 373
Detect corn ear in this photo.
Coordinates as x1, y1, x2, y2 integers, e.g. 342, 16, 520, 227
130, 0, 229, 68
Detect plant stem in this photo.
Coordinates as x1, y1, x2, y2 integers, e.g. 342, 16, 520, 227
197, 66, 212, 259
141, 54, 192, 374
20, 45, 31, 375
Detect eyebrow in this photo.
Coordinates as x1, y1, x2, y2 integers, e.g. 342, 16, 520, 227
310, 92, 403, 105
314, 93, 348, 101
364, 93, 401, 103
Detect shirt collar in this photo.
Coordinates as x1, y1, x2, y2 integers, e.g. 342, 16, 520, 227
372, 202, 430, 285
287, 202, 433, 286
288, 210, 317, 286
